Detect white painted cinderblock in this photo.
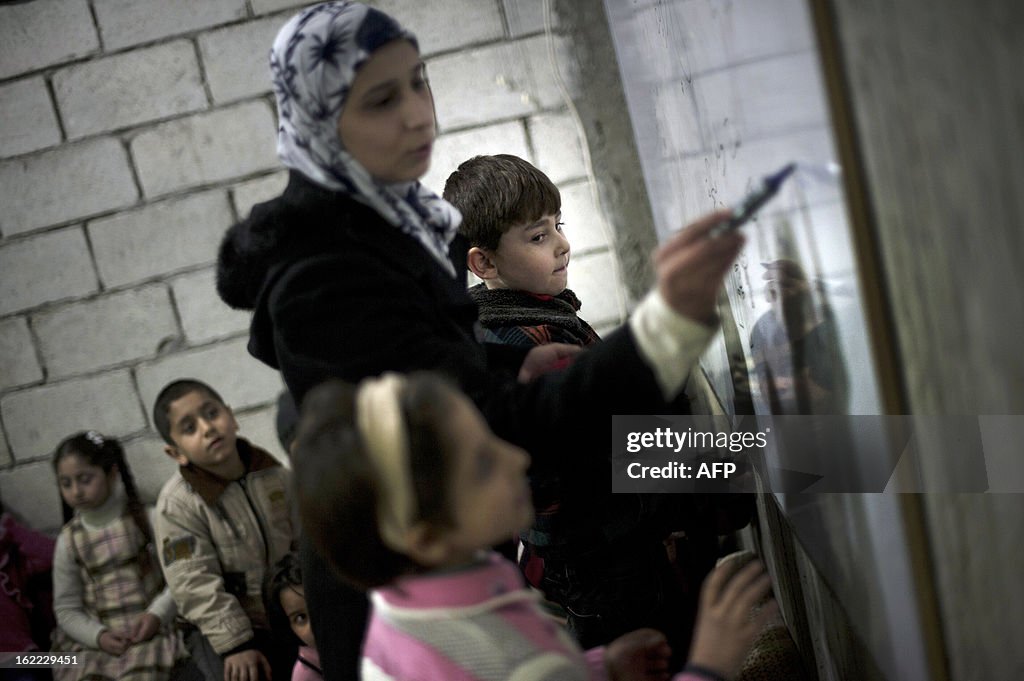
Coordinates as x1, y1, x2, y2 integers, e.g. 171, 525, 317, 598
135, 337, 284, 428
378, 0, 504, 57
422, 120, 531, 197
170, 268, 251, 344
236, 404, 289, 466
0, 317, 43, 392
0, 0, 99, 80
502, 0, 558, 38
251, 0, 506, 55
122, 433, 180, 504
0, 138, 138, 237
131, 101, 279, 198
560, 181, 612, 255
0, 428, 10, 468
53, 40, 207, 139
0, 460, 64, 531
1, 370, 148, 462
250, 0, 306, 16
429, 35, 576, 131
430, 47, 533, 131
88, 190, 234, 288
92, 0, 247, 51
0, 227, 99, 316
198, 17, 280, 104
34, 286, 180, 379
528, 112, 586, 184
0, 77, 62, 158
231, 171, 289, 219
566, 250, 624, 327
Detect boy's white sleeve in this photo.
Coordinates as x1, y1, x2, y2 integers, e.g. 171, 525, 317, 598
52, 532, 106, 648
628, 289, 717, 399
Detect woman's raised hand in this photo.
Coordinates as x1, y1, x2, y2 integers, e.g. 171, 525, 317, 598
655, 209, 744, 325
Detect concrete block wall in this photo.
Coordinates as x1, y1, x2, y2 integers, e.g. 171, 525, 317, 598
0, 0, 622, 531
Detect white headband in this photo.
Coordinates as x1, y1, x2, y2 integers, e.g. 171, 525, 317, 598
356, 373, 416, 553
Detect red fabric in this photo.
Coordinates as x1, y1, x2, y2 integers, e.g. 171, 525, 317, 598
522, 550, 545, 588
0, 513, 57, 651
546, 356, 574, 372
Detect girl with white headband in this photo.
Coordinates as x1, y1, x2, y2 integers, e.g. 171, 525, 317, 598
292, 373, 775, 681
216, 2, 744, 679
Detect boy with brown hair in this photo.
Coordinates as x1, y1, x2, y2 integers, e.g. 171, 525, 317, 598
445, 153, 600, 350
444, 155, 751, 671
153, 378, 297, 681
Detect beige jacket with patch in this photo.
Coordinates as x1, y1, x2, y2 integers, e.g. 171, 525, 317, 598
154, 439, 297, 655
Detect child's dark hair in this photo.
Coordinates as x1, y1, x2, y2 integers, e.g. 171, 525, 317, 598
52, 431, 158, 577
443, 154, 561, 250
152, 378, 227, 445
262, 552, 305, 647
290, 373, 458, 590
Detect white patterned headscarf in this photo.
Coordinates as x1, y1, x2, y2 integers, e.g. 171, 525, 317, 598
270, 1, 461, 276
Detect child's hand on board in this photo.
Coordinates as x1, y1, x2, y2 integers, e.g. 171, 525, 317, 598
605, 627, 672, 681
688, 559, 778, 680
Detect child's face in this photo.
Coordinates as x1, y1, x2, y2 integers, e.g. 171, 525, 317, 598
164, 390, 241, 478
280, 585, 316, 649
57, 454, 116, 513
337, 39, 435, 183
433, 390, 534, 566
489, 213, 570, 296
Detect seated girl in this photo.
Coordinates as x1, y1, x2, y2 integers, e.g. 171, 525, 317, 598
264, 552, 322, 681
50, 432, 187, 680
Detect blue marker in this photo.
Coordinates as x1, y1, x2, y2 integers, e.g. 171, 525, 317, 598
709, 163, 796, 237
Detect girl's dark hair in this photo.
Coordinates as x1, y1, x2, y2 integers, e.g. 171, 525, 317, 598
52, 431, 158, 577
291, 373, 457, 590
262, 552, 305, 647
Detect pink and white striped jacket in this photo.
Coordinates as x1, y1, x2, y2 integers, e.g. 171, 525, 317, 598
361, 552, 715, 681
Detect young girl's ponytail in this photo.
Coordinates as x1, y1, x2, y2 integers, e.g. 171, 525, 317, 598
111, 443, 158, 578
53, 431, 159, 578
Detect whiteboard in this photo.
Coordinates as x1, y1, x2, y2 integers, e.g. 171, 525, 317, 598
602, 1, 926, 678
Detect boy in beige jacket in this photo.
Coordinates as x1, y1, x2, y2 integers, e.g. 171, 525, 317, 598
153, 378, 297, 681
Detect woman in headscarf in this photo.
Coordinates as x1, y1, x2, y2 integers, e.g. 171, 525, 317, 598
217, 3, 743, 679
